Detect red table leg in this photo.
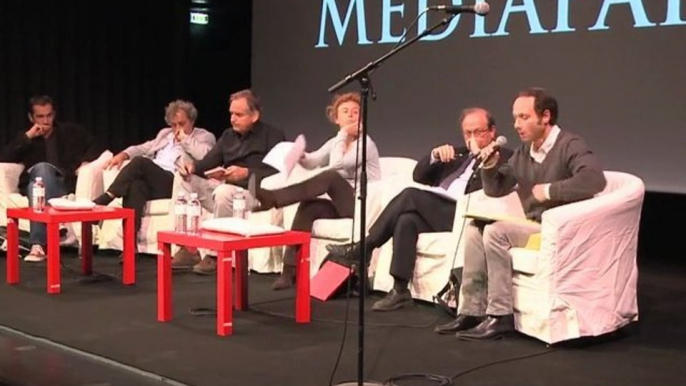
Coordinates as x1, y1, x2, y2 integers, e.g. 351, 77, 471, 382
217, 250, 233, 336
122, 212, 135, 285
295, 242, 311, 323
234, 250, 249, 311
6, 218, 19, 285
81, 221, 93, 275
47, 223, 61, 294
157, 242, 172, 322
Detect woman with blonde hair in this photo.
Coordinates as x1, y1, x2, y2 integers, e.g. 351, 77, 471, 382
250, 92, 381, 290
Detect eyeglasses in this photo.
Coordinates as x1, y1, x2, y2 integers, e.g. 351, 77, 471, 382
463, 128, 490, 137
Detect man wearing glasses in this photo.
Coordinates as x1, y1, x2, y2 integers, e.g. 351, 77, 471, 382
328, 107, 513, 312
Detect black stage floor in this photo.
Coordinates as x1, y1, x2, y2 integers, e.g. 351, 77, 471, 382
0, 250, 685, 386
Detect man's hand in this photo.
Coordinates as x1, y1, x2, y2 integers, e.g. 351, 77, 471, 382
431, 144, 455, 163
179, 162, 196, 180
532, 184, 548, 202
174, 129, 187, 143
478, 142, 500, 169
106, 153, 129, 170
25, 124, 46, 139
224, 166, 249, 182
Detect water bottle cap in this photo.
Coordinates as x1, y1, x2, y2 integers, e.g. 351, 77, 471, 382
236, 187, 244, 192
190, 193, 198, 198
36, 177, 42, 182
177, 192, 185, 197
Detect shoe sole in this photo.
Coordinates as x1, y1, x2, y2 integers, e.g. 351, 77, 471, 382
372, 298, 413, 312
455, 331, 515, 341
192, 269, 215, 276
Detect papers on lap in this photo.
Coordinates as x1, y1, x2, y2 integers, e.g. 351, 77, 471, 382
262, 134, 306, 177
462, 191, 540, 227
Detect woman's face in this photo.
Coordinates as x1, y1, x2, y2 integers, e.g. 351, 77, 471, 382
335, 100, 361, 136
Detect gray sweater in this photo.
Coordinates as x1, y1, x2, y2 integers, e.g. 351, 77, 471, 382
481, 130, 606, 222
300, 131, 381, 185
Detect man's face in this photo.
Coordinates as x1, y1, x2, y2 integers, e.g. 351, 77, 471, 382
230, 98, 259, 134
170, 110, 193, 134
335, 100, 361, 136
512, 96, 548, 143
29, 104, 55, 130
461, 111, 495, 153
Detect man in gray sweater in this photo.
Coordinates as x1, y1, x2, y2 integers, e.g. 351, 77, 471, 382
445, 88, 606, 340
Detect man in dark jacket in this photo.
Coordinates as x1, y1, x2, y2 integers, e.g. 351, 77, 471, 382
328, 107, 513, 312
0, 95, 101, 262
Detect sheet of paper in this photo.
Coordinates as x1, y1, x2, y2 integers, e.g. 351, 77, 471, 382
262, 134, 306, 177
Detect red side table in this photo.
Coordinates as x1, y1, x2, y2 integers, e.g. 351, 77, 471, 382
156, 230, 311, 336
5, 206, 136, 294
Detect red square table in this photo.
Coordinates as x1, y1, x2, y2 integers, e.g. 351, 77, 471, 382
5, 206, 136, 294
156, 230, 311, 336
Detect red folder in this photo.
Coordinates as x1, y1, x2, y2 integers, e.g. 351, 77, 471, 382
310, 261, 352, 301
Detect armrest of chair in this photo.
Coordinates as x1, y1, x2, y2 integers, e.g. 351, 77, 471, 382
102, 159, 131, 191
536, 176, 644, 281
75, 151, 114, 199
0, 163, 25, 196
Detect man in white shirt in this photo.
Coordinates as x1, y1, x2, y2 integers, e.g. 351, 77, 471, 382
93, 100, 216, 245
328, 108, 512, 312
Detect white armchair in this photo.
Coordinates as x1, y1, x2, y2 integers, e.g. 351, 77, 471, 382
374, 171, 644, 344
0, 151, 113, 246
504, 171, 644, 344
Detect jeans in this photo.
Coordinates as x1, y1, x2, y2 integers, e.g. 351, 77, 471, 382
25, 162, 67, 247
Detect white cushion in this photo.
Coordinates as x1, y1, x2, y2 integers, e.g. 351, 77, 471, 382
201, 217, 286, 237
510, 247, 539, 275
48, 197, 96, 211
311, 218, 353, 241
416, 231, 455, 258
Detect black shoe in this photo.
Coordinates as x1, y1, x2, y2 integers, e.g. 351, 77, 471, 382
93, 193, 114, 206
326, 242, 358, 257
434, 314, 485, 335
272, 265, 296, 290
455, 315, 515, 340
372, 289, 413, 312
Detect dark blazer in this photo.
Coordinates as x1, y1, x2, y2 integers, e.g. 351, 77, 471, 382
413, 145, 513, 194
0, 122, 101, 191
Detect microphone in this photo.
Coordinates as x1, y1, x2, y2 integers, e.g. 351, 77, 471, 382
429, 2, 490, 16
476, 135, 507, 169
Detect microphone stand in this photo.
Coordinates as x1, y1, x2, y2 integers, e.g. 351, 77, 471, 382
327, 15, 457, 386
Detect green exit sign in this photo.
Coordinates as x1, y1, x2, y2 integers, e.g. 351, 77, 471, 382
190, 12, 209, 25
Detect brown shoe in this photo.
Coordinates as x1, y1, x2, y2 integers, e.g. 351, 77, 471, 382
271, 265, 296, 290
193, 256, 217, 275
171, 248, 201, 270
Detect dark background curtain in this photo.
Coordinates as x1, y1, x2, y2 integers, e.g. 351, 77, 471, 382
0, 0, 251, 152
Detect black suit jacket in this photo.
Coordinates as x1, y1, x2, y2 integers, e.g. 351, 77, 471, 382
412, 145, 514, 194
0, 122, 102, 192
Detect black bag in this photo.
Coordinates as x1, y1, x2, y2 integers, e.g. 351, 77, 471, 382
433, 267, 463, 318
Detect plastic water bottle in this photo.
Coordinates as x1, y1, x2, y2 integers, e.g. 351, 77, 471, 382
32, 177, 46, 212
174, 192, 187, 233
187, 193, 201, 234
233, 188, 246, 219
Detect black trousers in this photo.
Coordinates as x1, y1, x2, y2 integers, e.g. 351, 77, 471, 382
107, 157, 174, 237
366, 188, 456, 282
275, 170, 355, 266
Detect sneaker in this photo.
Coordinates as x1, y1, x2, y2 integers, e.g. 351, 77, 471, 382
171, 248, 201, 270
192, 256, 217, 275
24, 245, 47, 262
